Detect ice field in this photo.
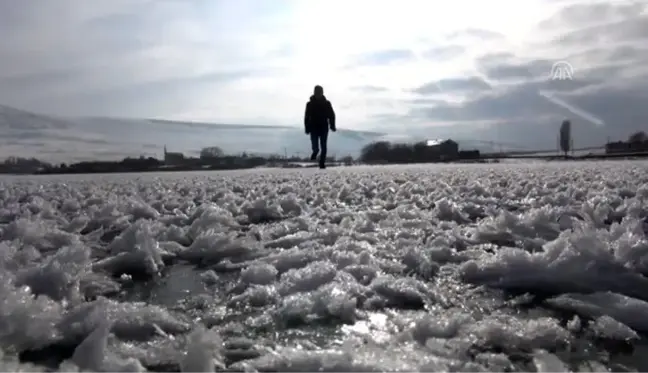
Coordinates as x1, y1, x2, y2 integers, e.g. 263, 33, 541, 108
2, 162, 648, 372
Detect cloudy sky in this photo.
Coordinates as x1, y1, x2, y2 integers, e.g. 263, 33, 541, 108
1, 0, 647, 149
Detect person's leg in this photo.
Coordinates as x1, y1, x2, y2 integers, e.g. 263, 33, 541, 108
319, 131, 329, 168
310, 133, 319, 160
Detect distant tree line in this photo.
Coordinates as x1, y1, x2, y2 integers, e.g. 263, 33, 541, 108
50, 156, 164, 174
0, 144, 357, 175
199, 146, 224, 159
629, 131, 648, 143
0, 157, 52, 174
2, 139, 487, 175
358, 140, 480, 164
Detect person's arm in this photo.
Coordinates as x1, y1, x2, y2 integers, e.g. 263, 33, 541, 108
304, 102, 311, 134
328, 101, 336, 131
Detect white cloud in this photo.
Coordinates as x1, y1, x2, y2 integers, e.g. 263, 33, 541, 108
0, 0, 646, 143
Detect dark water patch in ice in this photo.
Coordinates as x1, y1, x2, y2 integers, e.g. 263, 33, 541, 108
18, 342, 78, 370
118, 264, 214, 307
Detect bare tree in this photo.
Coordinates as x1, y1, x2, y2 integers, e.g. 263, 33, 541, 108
200, 146, 224, 159
628, 131, 648, 143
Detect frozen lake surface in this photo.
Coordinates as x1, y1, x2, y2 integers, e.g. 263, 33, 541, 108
1, 161, 648, 372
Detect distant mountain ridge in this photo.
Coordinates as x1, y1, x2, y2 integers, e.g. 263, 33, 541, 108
0, 104, 518, 163
0, 105, 391, 162
0, 104, 71, 130
148, 118, 293, 130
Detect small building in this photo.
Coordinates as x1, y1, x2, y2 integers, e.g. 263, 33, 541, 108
606, 131, 648, 154
164, 145, 185, 165
606, 141, 648, 154
426, 139, 459, 160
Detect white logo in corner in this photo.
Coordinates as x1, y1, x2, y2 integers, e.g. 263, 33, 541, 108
550, 61, 574, 81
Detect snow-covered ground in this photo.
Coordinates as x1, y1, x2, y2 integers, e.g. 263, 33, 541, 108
1, 162, 648, 372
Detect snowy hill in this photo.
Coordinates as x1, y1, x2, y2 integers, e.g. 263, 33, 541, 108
0, 104, 71, 130
65, 116, 391, 161
0, 105, 389, 162
0, 105, 124, 162
0, 105, 512, 162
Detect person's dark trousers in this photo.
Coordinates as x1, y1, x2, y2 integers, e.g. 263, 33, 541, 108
310, 130, 329, 168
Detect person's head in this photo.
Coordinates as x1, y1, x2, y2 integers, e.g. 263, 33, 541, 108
313, 85, 324, 97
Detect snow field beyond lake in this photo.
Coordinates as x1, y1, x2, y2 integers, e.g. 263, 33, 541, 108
2, 162, 648, 372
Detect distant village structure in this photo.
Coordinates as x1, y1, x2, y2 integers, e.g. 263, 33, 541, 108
163, 145, 185, 165
606, 131, 648, 154
358, 137, 471, 164
426, 139, 459, 160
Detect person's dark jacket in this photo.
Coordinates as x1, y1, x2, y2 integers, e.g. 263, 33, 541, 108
304, 95, 336, 134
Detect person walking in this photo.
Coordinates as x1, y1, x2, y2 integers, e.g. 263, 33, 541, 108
304, 85, 336, 169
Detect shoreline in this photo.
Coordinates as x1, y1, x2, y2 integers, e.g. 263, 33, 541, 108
0, 152, 646, 176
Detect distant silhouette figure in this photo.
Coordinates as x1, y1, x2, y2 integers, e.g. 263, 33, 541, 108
304, 85, 336, 169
